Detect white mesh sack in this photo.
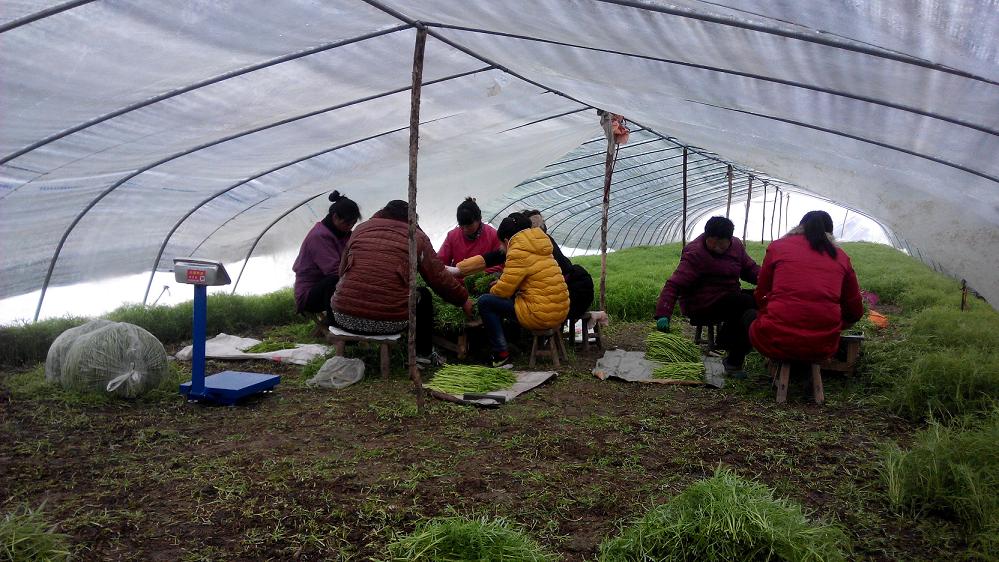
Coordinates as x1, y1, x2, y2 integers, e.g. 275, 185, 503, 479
59, 322, 169, 398
44, 319, 115, 384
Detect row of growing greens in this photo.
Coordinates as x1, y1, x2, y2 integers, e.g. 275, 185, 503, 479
1, 467, 848, 562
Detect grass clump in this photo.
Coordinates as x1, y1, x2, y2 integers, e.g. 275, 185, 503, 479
881, 410, 999, 553
599, 467, 849, 562
386, 515, 554, 561
1, 504, 71, 562
890, 350, 999, 420
909, 306, 999, 350
242, 340, 298, 353
3, 362, 187, 405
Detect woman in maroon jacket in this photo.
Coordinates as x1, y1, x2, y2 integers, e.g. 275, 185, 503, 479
749, 211, 864, 361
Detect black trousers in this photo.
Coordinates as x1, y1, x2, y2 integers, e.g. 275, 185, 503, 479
690, 289, 756, 367
303, 275, 339, 318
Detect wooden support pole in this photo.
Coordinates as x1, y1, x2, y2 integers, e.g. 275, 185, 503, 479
770, 188, 779, 240
725, 164, 733, 218
681, 146, 689, 246
784, 193, 790, 232
841, 209, 849, 238
775, 190, 782, 238
961, 279, 968, 311
761, 181, 768, 244
407, 28, 427, 413
742, 175, 753, 241
599, 141, 617, 313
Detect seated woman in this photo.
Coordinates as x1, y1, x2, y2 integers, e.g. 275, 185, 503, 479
476, 213, 570, 367
452, 210, 594, 321
292, 191, 360, 320
749, 210, 864, 362
437, 197, 502, 272
332, 200, 473, 362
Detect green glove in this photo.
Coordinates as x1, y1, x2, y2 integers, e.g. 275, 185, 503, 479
656, 317, 671, 332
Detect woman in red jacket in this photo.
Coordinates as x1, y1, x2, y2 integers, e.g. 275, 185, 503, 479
749, 211, 864, 361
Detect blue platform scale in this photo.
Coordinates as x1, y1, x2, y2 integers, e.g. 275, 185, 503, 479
173, 258, 280, 405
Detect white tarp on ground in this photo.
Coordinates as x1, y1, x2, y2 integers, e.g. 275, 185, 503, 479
174, 333, 329, 365
1, 1, 996, 313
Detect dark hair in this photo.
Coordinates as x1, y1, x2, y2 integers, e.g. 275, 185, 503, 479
497, 212, 531, 242
456, 197, 481, 226
382, 200, 409, 221
704, 216, 735, 239
328, 191, 360, 222
800, 210, 837, 258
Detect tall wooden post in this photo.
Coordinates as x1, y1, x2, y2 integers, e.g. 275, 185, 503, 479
681, 147, 688, 246
742, 175, 753, 241
599, 142, 617, 312
784, 193, 790, 232
407, 28, 427, 412
725, 164, 733, 218
770, 188, 779, 240
761, 181, 768, 244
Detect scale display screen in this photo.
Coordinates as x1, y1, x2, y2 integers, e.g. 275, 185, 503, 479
173, 258, 231, 286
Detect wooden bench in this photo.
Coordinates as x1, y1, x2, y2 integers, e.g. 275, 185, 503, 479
529, 328, 568, 368
565, 312, 603, 350
432, 319, 483, 360
322, 326, 400, 379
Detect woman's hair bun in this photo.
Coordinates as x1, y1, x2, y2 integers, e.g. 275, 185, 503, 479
328, 190, 342, 203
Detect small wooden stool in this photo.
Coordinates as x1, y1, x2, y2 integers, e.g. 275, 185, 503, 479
432, 319, 483, 360
565, 312, 603, 350
771, 361, 824, 404
529, 328, 568, 368
323, 326, 400, 379
821, 334, 864, 375
691, 321, 721, 350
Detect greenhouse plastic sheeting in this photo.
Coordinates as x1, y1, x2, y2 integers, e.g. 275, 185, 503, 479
1, 0, 997, 314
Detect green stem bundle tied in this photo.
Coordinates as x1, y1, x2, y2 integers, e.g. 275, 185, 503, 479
424, 365, 517, 395
645, 332, 701, 363
652, 362, 705, 381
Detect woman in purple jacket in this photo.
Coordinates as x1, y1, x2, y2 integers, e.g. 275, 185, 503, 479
292, 191, 361, 319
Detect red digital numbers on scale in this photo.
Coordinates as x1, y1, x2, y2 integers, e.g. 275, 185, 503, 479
186, 269, 207, 283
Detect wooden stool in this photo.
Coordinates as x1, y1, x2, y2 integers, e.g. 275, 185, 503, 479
432, 319, 483, 360
772, 361, 824, 404
307, 312, 328, 338
529, 328, 568, 368
691, 321, 721, 350
323, 326, 400, 379
565, 312, 603, 350
821, 334, 864, 375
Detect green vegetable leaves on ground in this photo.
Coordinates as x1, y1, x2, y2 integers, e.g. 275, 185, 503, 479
424, 365, 517, 395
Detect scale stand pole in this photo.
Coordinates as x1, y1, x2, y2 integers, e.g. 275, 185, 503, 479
190, 284, 207, 399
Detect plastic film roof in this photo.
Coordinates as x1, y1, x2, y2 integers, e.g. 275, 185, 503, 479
1, 0, 997, 316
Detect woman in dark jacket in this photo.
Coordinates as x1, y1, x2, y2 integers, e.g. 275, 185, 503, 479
292, 191, 360, 317
749, 211, 864, 361
332, 200, 472, 358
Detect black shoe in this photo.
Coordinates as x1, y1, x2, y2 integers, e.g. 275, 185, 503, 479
723, 357, 747, 379
490, 352, 512, 369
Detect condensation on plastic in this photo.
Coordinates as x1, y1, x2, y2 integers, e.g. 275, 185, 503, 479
0, 0, 996, 309
58, 322, 169, 398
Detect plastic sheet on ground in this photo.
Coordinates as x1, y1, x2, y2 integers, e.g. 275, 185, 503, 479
426, 370, 556, 408
175, 333, 329, 365
593, 349, 723, 388
306, 356, 366, 390
327, 326, 402, 341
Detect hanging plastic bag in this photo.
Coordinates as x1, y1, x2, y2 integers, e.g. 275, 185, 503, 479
306, 356, 365, 390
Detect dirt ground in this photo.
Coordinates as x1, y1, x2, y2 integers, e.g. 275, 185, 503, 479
0, 323, 965, 561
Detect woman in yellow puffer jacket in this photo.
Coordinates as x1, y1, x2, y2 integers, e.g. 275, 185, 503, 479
477, 213, 569, 367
